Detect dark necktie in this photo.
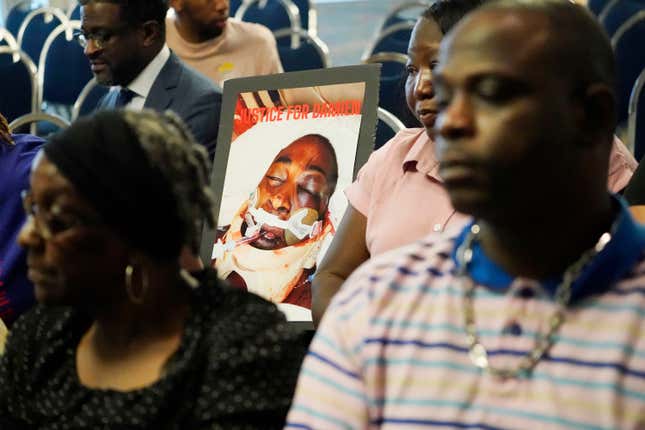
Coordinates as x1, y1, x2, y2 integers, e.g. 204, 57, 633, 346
114, 87, 136, 108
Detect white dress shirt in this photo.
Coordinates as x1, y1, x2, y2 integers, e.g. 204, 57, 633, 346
119, 44, 171, 110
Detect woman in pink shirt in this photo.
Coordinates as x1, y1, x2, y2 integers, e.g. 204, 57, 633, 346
311, 0, 637, 326
311, 0, 485, 326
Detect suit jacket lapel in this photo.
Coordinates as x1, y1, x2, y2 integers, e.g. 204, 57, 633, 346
144, 53, 181, 111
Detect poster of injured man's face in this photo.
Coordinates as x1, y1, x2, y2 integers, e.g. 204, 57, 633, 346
200, 65, 379, 322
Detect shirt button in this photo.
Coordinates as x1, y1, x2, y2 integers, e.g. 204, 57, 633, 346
433, 223, 442, 232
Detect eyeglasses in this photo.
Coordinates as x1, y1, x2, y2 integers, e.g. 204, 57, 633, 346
74, 29, 118, 50
21, 191, 99, 239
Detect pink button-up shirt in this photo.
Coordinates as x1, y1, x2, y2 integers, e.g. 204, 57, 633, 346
346, 128, 468, 256
346, 128, 636, 257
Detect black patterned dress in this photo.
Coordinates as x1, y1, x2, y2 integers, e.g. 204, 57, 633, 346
0, 270, 307, 429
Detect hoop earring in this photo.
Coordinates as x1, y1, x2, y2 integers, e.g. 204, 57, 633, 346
125, 264, 149, 304
179, 268, 200, 289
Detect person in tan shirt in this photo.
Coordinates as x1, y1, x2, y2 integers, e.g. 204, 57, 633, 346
167, 0, 283, 88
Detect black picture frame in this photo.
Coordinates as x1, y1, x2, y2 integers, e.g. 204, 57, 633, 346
200, 64, 380, 326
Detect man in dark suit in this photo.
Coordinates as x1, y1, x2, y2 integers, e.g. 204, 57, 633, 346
79, 0, 221, 158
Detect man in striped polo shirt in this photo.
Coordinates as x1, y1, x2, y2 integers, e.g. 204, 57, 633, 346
286, 1, 645, 429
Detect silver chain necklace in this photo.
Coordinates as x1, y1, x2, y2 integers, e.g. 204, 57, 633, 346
456, 223, 612, 379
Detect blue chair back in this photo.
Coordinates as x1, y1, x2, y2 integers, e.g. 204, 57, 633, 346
39, 21, 93, 107
375, 107, 406, 150
379, 72, 419, 128
380, 1, 428, 33
612, 11, 645, 125
230, 0, 242, 15
602, 0, 644, 36
291, 0, 312, 31
630, 69, 645, 161
231, 0, 310, 29
362, 21, 415, 61
366, 53, 420, 129
0, 48, 37, 122
588, 0, 608, 15
16, 7, 67, 68
635, 101, 645, 163
274, 29, 329, 72
375, 118, 396, 151
69, 3, 81, 20
5, 1, 32, 36
0, 29, 19, 49
235, 0, 303, 46
237, 0, 292, 31
374, 33, 411, 56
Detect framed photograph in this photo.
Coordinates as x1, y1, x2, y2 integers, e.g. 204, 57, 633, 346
200, 65, 379, 324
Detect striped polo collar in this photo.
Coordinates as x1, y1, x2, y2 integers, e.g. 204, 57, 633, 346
451, 195, 645, 302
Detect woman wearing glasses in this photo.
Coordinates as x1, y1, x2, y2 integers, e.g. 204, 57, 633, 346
0, 110, 305, 428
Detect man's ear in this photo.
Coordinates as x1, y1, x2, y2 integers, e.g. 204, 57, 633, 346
140, 20, 163, 47
580, 83, 617, 142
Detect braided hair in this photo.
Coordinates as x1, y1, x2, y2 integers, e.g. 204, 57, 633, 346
422, 0, 488, 35
122, 110, 216, 254
0, 113, 14, 146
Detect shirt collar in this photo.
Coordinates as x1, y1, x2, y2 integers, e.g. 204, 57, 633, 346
401, 129, 442, 181
451, 195, 645, 302
124, 44, 170, 99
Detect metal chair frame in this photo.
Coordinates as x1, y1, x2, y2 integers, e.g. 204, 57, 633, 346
0, 46, 39, 130
5, 0, 41, 35
272, 27, 331, 69
611, 10, 645, 48
265, 0, 318, 36
628, 67, 645, 157
378, 0, 431, 32
303, 0, 318, 37
609, 11, 645, 127
0, 28, 21, 62
361, 21, 416, 63
37, 19, 85, 110
362, 51, 408, 66
0, 28, 20, 49
598, 0, 620, 25
9, 111, 70, 133
71, 77, 101, 120
65, 0, 79, 19
235, 0, 302, 47
16, 6, 69, 49
377, 106, 406, 135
